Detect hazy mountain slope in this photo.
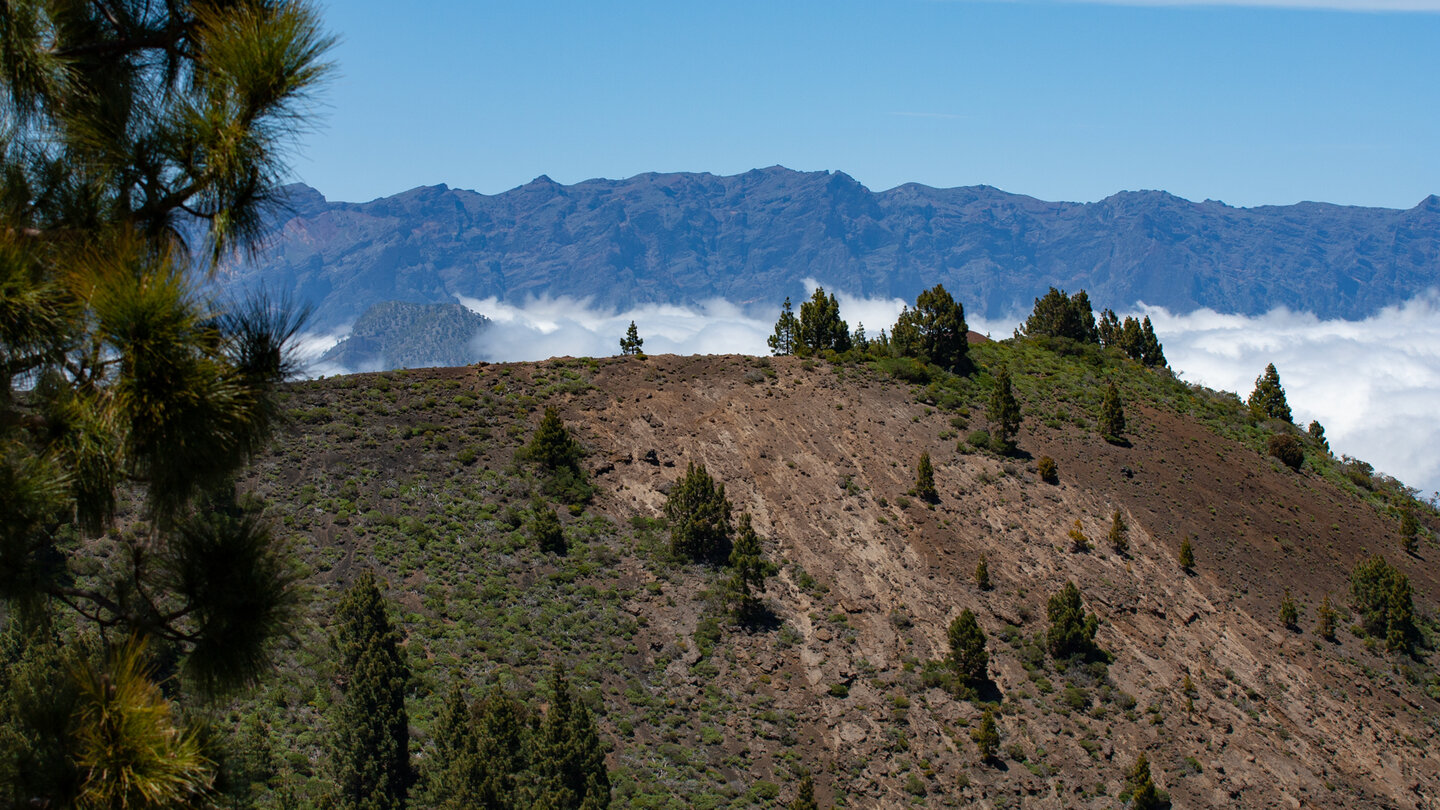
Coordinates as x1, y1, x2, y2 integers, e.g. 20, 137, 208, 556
232, 347, 1438, 809
225, 168, 1440, 331
318, 300, 488, 371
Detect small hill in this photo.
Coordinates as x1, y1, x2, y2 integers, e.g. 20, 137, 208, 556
318, 300, 488, 371
234, 342, 1438, 809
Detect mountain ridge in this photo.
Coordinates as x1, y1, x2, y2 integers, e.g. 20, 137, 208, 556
229, 344, 1440, 808
226, 166, 1440, 332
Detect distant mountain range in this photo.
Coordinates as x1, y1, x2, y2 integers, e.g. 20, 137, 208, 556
225, 167, 1440, 332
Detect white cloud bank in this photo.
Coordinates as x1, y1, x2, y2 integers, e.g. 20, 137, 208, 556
296, 284, 1440, 496
1147, 293, 1440, 497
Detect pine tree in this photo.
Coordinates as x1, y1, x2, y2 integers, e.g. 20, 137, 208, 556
1018, 287, 1097, 343
797, 287, 851, 355
665, 462, 734, 564
330, 572, 411, 810
1119, 316, 1145, 361
523, 407, 583, 473
947, 609, 989, 688
971, 708, 1000, 762
1279, 590, 1300, 631
1100, 381, 1126, 441
1108, 510, 1129, 555
1139, 317, 1166, 367
531, 502, 567, 555
428, 682, 482, 809
974, 555, 992, 591
1128, 752, 1162, 810
0, 6, 332, 790
1248, 363, 1293, 422
1046, 582, 1099, 661
724, 514, 774, 624
1179, 536, 1196, 571
768, 297, 800, 356
1399, 506, 1420, 555
986, 365, 1022, 452
1308, 420, 1329, 451
474, 685, 529, 810
914, 453, 939, 503
70, 638, 211, 810
532, 665, 610, 809
851, 322, 870, 353
789, 771, 820, 810
619, 321, 644, 356
1315, 594, 1338, 641
1067, 519, 1091, 553
892, 284, 970, 371
1097, 309, 1122, 347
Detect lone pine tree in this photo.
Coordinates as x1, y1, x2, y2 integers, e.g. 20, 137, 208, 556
1046, 582, 1100, 661
947, 609, 989, 688
914, 452, 939, 502
665, 462, 734, 564
619, 321, 644, 356
724, 514, 775, 624
1128, 752, 1163, 810
1179, 536, 1196, 571
972, 708, 1000, 762
1100, 381, 1126, 440
1249, 363, 1293, 422
524, 407, 583, 473
986, 365, 1022, 452
1280, 590, 1300, 631
330, 572, 411, 810
1108, 510, 1129, 554
769, 297, 800, 356
1350, 555, 1418, 654
789, 771, 819, 810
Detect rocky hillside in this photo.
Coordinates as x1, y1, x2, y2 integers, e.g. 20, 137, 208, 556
222, 167, 1440, 331
233, 342, 1439, 809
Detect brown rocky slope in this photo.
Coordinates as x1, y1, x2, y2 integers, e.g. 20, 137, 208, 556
248, 351, 1438, 809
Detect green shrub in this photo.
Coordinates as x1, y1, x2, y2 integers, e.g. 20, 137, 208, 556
1037, 455, 1058, 484
1268, 433, 1304, 471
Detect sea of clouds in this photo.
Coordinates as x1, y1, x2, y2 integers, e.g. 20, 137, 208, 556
298, 284, 1440, 497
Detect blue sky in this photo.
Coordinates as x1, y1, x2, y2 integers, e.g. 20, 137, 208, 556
293, 0, 1440, 208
